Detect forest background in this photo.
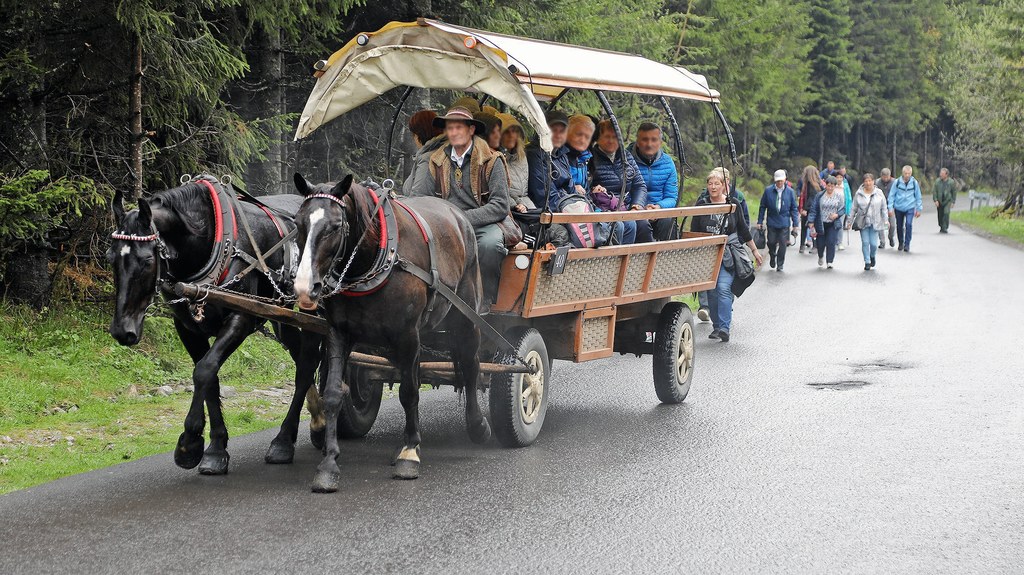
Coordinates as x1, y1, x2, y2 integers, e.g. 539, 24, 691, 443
1, 0, 1023, 307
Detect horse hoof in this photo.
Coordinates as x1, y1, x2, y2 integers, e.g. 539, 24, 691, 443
309, 427, 326, 451
468, 417, 491, 445
174, 433, 204, 470
393, 446, 420, 480
393, 459, 420, 480
198, 451, 230, 475
264, 440, 294, 465
311, 470, 340, 493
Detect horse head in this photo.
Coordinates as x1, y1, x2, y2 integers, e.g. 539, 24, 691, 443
107, 189, 164, 345
292, 173, 355, 311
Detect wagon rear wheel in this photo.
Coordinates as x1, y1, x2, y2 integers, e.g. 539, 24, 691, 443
489, 328, 550, 448
337, 365, 383, 439
653, 302, 695, 404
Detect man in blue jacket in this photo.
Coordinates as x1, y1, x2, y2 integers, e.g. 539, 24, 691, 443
629, 123, 679, 241
758, 170, 800, 271
887, 165, 923, 252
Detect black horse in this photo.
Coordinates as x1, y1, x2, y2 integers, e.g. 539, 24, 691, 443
107, 177, 325, 474
292, 173, 489, 493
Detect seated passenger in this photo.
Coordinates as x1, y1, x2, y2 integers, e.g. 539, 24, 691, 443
498, 112, 534, 212
629, 122, 679, 241
417, 106, 511, 303
403, 110, 446, 196
564, 115, 622, 245
475, 110, 503, 151
589, 119, 647, 244
526, 110, 573, 211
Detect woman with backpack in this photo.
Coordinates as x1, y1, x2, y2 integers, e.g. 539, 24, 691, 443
690, 168, 763, 342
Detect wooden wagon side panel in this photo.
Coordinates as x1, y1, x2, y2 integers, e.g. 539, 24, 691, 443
492, 234, 726, 318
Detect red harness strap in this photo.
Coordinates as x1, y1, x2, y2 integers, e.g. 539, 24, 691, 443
256, 204, 285, 238
196, 179, 237, 285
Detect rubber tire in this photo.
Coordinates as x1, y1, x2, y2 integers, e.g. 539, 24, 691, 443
489, 328, 550, 448
653, 302, 695, 404
337, 365, 384, 439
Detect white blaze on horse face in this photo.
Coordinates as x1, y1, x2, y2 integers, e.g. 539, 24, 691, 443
294, 208, 325, 300
119, 245, 131, 257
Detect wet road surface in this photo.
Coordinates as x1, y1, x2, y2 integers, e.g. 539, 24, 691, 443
2, 205, 1022, 573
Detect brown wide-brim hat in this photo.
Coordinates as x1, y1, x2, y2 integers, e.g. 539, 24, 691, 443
433, 106, 486, 134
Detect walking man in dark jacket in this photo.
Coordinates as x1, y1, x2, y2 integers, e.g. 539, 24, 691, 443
933, 168, 957, 233
757, 170, 800, 272
876, 168, 897, 248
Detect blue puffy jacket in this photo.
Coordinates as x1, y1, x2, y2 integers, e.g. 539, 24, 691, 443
526, 143, 573, 211
629, 144, 678, 209
758, 184, 800, 229
589, 146, 647, 210
887, 176, 923, 213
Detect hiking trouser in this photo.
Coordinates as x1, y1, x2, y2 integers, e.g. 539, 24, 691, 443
878, 213, 896, 245
815, 225, 839, 263
766, 226, 790, 267
476, 223, 508, 302
937, 202, 952, 232
895, 209, 915, 249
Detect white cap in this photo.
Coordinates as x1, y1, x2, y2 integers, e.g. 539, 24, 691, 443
773, 169, 787, 182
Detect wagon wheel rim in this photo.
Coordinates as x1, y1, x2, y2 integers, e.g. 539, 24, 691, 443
676, 322, 694, 384
519, 350, 544, 424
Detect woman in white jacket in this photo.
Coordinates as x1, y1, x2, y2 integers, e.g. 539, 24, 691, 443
849, 173, 889, 271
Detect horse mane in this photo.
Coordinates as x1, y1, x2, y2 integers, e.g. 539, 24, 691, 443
149, 182, 211, 237
345, 182, 381, 246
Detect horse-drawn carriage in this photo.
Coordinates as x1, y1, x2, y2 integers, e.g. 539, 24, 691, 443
109, 19, 738, 491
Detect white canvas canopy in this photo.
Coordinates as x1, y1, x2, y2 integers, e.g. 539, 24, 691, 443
294, 19, 721, 152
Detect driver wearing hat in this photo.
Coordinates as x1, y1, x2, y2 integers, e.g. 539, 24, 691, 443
418, 105, 512, 305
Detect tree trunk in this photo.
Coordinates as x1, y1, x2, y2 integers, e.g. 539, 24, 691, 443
2, 249, 52, 310
245, 27, 285, 195
130, 35, 144, 199
818, 120, 825, 167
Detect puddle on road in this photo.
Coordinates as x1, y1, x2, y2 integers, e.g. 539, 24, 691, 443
850, 360, 908, 373
807, 380, 872, 391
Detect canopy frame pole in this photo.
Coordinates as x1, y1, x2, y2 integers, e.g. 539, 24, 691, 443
386, 86, 417, 169
546, 88, 572, 111
595, 90, 629, 209
712, 102, 739, 168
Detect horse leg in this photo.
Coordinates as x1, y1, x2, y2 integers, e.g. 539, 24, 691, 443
393, 337, 423, 480
451, 321, 490, 444
311, 328, 349, 493
189, 314, 252, 475
266, 328, 322, 464
173, 320, 211, 470
309, 353, 328, 450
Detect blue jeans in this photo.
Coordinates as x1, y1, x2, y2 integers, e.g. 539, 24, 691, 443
895, 209, 915, 249
621, 220, 637, 244
815, 224, 839, 263
707, 261, 735, 332
860, 226, 878, 263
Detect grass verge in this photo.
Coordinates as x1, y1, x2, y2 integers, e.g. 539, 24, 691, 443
951, 207, 1024, 246
0, 302, 298, 494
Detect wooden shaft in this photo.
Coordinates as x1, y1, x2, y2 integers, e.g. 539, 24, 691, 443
540, 204, 734, 224
171, 283, 329, 335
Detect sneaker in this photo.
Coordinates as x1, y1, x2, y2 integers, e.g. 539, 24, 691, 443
799, 248, 805, 254
769, 255, 776, 269
904, 246, 910, 253
940, 229, 948, 234
818, 257, 824, 267
898, 243, 904, 251
827, 263, 833, 269
838, 244, 845, 251
708, 329, 721, 340
718, 330, 730, 342
890, 239, 896, 247
870, 256, 876, 268
864, 263, 871, 271
879, 243, 885, 250
776, 265, 784, 272
697, 307, 710, 323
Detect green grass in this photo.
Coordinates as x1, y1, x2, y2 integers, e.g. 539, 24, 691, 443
951, 206, 1024, 246
0, 302, 296, 494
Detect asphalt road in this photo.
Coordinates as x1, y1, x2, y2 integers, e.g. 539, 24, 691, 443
2, 204, 1022, 573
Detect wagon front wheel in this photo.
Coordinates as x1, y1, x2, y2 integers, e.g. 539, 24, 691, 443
653, 302, 695, 404
489, 328, 550, 448
337, 365, 384, 439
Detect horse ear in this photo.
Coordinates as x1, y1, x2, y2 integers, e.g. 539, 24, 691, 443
137, 199, 152, 229
112, 189, 126, 224
331, 175, 354, 198
293, 172, 315, 197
